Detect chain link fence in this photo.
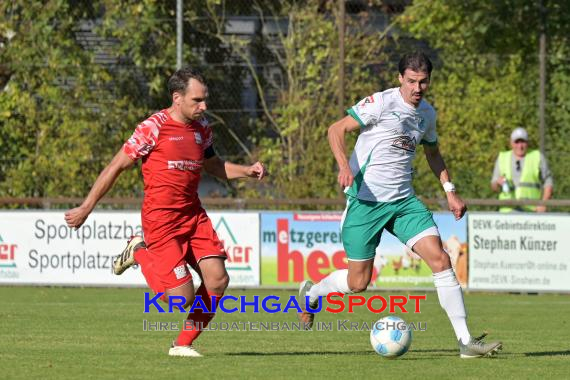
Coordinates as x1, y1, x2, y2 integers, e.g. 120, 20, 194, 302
1, 0, 568, 207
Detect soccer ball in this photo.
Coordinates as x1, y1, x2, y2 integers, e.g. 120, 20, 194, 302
369, 316, 412, 358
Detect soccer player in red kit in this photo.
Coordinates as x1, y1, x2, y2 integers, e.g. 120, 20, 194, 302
64, 67, 267, 357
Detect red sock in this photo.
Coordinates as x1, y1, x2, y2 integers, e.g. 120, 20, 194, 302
175, 284, 223, 346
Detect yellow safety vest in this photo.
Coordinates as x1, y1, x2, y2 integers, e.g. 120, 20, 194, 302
498, 150, 542, 212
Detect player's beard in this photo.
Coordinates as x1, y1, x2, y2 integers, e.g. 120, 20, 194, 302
182, 110, 202, 123
189, 109, 204, 121
411, 92, 422, 105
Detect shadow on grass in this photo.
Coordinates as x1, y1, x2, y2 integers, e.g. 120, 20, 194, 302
227, 351, 372, 356
227, 349, 458, 359
525, 350, 570, 357
406, 349, 458, 358
412, 349, 457, 353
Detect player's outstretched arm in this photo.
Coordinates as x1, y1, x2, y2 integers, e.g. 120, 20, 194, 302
203, 155, 267, 181
328, 116, 360, 188
64, 150, 135, 228
424, 144, 466, 220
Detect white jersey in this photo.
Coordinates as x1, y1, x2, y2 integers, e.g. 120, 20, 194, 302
345, 87, 438, 202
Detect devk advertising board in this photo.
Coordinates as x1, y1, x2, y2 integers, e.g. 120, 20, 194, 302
468, 213, 570, 292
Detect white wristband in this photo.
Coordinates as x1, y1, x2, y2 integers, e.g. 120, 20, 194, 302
443, 182, 455, 193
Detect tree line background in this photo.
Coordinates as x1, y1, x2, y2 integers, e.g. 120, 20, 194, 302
1, 0, 569, 208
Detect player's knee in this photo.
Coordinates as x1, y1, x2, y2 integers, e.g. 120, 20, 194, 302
165, 291, 195, 310
182, 294, 195, 310
165, 281, 196, 309
347, 270, 372, 293
206, 272, 229, 294
350, 284, 368, 293
431, 252, 452, 273
219, 272, 230, 291
348, 277, 369, 293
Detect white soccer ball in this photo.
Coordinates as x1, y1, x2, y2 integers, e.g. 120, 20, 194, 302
369, 316, 412, 358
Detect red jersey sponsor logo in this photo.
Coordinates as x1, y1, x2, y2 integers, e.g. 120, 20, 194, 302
167, 159, 203, 171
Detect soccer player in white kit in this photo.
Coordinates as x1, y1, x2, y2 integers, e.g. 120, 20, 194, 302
298, 52, 502, 358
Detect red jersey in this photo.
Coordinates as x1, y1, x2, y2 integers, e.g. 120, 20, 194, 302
123, 109, 213, 221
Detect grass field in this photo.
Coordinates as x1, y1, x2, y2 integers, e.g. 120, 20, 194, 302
2, 287, 569, 379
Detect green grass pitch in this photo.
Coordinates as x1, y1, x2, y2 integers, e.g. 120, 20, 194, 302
1, 287, 569, 379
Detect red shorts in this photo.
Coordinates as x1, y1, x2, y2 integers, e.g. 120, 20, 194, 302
139, 206, 226, 294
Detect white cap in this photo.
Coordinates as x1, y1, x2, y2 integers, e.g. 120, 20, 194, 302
510, 127, 528, 142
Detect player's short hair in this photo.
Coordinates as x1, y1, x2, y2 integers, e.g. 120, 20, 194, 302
168, 67, 206, 96
398, 52, 433, 77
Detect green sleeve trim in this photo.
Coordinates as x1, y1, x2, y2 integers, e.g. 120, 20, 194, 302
346, 151, 373, 198
346, 108, 366, 129
420, 138, 438, 146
